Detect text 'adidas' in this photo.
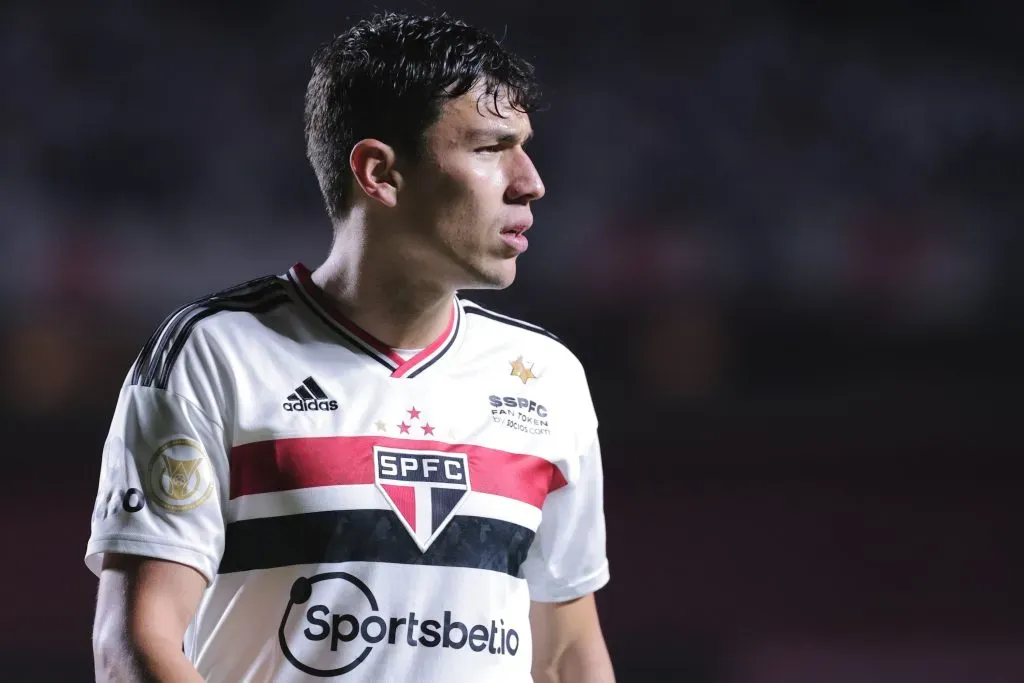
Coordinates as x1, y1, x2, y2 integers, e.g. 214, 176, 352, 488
283, 376, 339, 412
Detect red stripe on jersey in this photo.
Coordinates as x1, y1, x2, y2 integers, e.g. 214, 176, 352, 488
468, 447, 568, 507
389, 304, 455, 378
230, 437, 373, 498
229, 436, 568, 510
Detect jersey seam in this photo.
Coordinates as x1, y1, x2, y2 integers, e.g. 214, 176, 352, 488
143, 385, 228, 434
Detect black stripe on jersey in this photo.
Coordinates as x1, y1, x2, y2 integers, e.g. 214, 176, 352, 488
295, 385, 314, 400
132, 275, 288, 389
303, 377, 328, 399
463, 304, 562, 343
154, 293, 290, 390
406, 302, 462, 379
132, 275, 281, 386
218, 511, 535, 578
132, 274, 281, 386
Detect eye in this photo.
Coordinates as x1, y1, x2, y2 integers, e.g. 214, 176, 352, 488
475, 144, 505, 154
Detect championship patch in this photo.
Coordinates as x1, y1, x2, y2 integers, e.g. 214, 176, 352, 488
147, 438, 213, 512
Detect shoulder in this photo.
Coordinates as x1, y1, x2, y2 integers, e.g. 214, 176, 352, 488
132, 273, 292, 391
461, 297, 571, 350
460, 298, 589, 385
461, 298, 599, 445
460, 298, 562, 343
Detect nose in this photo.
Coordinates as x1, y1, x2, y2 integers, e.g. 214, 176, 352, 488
504, 149, 545, 204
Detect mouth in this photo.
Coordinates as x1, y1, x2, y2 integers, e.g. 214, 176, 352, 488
499, 223, 531, 254
500, 222, 532, 236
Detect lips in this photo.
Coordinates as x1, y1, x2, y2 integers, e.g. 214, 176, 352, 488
500, 222, 532, 236
499, 222, 531, 254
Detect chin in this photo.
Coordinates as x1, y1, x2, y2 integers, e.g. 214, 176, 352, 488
460, 257, 518, 291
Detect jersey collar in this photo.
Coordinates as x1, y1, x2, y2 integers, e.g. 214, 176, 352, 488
288, 263, 463, 379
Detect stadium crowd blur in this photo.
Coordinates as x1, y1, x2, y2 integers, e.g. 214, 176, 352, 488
2, 1, 1020, 681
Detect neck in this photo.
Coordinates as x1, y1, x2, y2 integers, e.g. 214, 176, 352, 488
311, 218, 455, 350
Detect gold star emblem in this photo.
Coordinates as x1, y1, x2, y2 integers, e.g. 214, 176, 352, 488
375, 420, 387, 432
509, 355, 538, 384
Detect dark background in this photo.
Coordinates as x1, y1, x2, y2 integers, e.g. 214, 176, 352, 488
2, 1, 1021, 681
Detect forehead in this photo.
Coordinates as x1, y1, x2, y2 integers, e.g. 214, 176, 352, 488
431, 82, 532, 140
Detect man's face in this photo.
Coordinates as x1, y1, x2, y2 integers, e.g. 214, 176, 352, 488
396, 82, 545, 290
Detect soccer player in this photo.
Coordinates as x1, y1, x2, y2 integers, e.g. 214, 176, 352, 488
87, 12, 614, 683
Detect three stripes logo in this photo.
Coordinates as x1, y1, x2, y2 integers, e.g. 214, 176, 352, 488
283, 376, 339, 412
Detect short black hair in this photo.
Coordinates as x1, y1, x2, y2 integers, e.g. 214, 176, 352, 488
304, 12, 542, 221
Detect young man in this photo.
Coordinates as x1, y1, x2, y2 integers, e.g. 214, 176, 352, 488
88, 12, 614, 682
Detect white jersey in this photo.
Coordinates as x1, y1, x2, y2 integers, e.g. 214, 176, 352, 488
85, 263, 609, 683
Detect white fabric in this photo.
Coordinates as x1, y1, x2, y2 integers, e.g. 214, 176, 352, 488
85, 268, 608, 682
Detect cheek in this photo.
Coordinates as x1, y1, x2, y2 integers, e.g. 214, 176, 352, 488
475, 162, 508, 193
441, 168, 502, 226
426, 159, 508, 249
441, 154, 507, 196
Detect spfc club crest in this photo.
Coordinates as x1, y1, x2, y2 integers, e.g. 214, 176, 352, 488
373, 447, 471, 552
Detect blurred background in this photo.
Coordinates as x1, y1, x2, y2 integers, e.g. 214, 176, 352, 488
2, 0, 1021, 681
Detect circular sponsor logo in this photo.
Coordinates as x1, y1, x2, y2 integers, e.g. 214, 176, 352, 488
147, 438, 213, 511
279, 573, 519, 677
280, 573, 379, 677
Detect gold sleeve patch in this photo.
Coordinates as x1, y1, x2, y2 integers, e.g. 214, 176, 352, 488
147, 438, 214, 512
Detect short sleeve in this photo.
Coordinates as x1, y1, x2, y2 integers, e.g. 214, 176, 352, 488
521, 431, 610, 603
84, 371, 229, 584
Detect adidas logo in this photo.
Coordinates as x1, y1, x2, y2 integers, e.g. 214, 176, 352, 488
283, 376, 339, 412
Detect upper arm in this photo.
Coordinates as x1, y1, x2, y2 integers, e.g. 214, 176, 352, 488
94, 553, 207, 649
530, 594, 613, 682
529, 594, 601, 666
86, 311, 236, 679
85, 379, 229, 582
524, 360, 614, 680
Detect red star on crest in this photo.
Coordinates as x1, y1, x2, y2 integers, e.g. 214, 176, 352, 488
397, 422, 411, 434
421, 423, 435, 436
407, 406, 421, 420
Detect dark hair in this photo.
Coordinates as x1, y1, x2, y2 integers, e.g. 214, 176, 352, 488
304, 12, 543, 220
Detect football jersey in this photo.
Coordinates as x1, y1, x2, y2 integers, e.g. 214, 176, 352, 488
85, 263, 609, 682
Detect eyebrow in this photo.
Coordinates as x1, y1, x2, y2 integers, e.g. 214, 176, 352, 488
468, 128, 534, 145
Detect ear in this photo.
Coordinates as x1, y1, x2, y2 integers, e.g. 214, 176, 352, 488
349, 139, 402, 208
